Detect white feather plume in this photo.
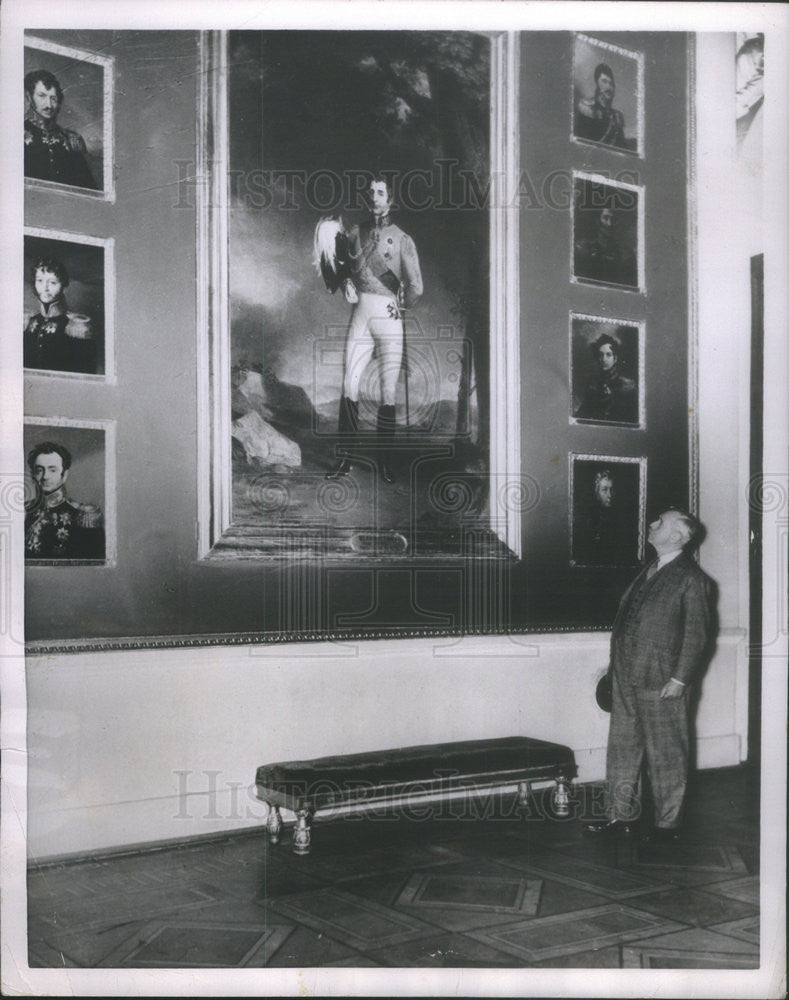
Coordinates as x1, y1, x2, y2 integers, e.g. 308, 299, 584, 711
313, 217, 342, 275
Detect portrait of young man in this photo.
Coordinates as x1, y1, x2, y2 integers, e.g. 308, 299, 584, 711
23, 234, 105, 376
571, 317, 641, 427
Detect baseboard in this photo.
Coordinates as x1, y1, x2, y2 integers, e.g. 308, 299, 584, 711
28, 761, 751, 870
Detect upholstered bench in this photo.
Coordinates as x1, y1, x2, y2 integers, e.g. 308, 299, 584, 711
255, 736, 577, 855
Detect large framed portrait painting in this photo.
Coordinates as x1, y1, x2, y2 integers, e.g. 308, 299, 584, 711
201, 29, 520, 563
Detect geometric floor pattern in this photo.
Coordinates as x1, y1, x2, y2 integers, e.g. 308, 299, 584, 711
27, 765, 760, 969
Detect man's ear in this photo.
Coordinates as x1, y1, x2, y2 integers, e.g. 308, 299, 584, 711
62, 469, 69, 486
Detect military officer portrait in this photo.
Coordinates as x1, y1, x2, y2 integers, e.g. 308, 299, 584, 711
572, 34, 642, 155
315, 174, 423, 485
573, 174, 641, 291
25, 439, 106, 563
23, 230, 106, 376
24, 67, 99, 190
23, 253, 98, 375
571, 317, 642, 427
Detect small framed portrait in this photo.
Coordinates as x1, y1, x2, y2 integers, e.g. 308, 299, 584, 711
570, 313, 644, 428
572, 33, 644, 156
24, 34, 114, 199
24, 228, 114, 379
569, 453, 645, 568
572, 171, 644, 292
24, 417, 115, 566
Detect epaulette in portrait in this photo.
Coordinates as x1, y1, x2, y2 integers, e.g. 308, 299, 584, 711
73, 502, 104, 529
65, 128, 88, 154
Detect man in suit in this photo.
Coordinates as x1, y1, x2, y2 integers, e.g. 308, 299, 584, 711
585, 508, 715, 841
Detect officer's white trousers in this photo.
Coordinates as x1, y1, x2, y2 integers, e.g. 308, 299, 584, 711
342, 292, 403, 405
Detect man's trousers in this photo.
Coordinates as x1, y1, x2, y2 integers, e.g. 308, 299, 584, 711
606, 670, 690, 829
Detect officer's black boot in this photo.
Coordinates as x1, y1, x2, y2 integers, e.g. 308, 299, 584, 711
326, 396, 359, 479
376, 404, 396, 484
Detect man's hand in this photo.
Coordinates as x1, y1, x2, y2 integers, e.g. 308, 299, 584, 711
343, 280, 358, 304
660, 678, 686, 699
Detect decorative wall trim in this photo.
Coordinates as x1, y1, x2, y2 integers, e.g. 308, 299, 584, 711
196, 30, 230, 557
489, 31, 522, 558
686, 32, 700, 517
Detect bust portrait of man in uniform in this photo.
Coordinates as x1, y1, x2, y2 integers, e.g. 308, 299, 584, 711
23, 256, 96, 374
574, 62, 627, 150
574, 332, 638, 425
574, 195, 638, 289
25, 441, 105, 561
24, 69, 98, 190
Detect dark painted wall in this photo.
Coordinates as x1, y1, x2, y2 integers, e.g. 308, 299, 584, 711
25, 30, 689, 642
517, 32, 689, 626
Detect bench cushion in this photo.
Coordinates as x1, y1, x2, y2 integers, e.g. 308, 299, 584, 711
256, 736, 576, 811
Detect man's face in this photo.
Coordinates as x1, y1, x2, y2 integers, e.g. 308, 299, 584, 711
599, 207, 613, 231
595, 477, 614, 507
597, 344, 616, 371
369, 180, 392, 217
648, 510, 684, 551
29, 82, 60, 123
596, 72, 615, 106
32, 452, 68, 495
34, 268, 63, 305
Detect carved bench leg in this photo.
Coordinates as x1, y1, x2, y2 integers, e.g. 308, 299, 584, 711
292, 808, 312, 856
266, 804, 282, 845
517, 781, 532, 806
552, 775, 571, 817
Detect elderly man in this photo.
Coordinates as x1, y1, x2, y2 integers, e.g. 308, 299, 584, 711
575, 61, 627, 150
25, 441, 105, 560
24, 69, 97, 189
585, 509, 715, 841
319, 174, 423, 484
